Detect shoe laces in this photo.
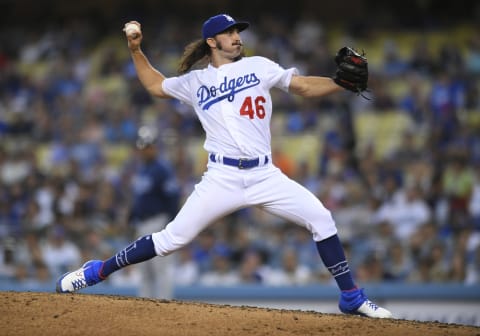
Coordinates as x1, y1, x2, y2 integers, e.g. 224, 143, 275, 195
71, 278, 88, 290
364, 299, 379, 311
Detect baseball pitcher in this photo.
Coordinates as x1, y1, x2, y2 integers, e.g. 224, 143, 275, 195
57, 14, 391, 319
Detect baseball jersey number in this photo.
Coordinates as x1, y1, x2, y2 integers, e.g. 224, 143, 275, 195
240, 96, 266, 119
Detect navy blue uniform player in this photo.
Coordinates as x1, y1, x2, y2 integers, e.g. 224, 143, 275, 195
129, 125, 180, 298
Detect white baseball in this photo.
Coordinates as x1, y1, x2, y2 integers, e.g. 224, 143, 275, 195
125, 23, 140, 37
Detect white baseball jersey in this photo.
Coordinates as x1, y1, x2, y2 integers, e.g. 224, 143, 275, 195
162, 56, 298, 157
152, 56, 337, 257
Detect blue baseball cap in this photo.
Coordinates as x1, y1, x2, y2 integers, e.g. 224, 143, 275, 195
202, 14, 249, 39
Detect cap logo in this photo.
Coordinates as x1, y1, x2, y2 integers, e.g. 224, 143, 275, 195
223, 14, 234, 22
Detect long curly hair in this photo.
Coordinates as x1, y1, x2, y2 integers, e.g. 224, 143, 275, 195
177, 39, 211, 74
177, 38, 246, 74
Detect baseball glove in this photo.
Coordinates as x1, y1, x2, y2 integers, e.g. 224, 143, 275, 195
333, 46, 369, 96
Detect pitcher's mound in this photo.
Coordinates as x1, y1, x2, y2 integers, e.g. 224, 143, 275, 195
1, 291, 478, 336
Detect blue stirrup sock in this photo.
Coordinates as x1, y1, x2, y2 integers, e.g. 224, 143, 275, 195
316, 234, 356, 291
100, 235, 157, 278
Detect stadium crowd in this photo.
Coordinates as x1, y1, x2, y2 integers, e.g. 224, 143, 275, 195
0, 11, 480, 291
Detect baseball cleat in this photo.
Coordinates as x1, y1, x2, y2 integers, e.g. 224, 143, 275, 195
339, 288, 392, 318
56, 260, 105, 293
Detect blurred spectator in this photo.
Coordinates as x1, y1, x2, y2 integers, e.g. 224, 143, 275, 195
173, 248, 200, 286
382, 40, 408, 77
109, 265, 142, 288
199, 252, 239, 286
428, 70, 463, 149
402, 159, 433, 196
409, 239, 450, 283
408, 255, 434, 283
80, 229, 113, 261
272, 146, 296, 178
409, 38, 437, 75
294, 160, 321, 195
264, 248, 312, 286
470, 164, 480, 229
408, 221, 441, 261
383, 240, 413, 282
465, 36, 480, 75
13, 260, 51, 287
40, 225, 81, 278
374, 181, 431, 240
370, 78, 396, 111
466, 245, 480, 284
0, 237, 16, 279
449, 250, 467, 282
439, 41, 464, 76
103, 105, 138, 143
442, 154, 475, 232
285, 226, 323, 273
285, 101, 319, 133
190, 229, 230, 274
355, 253, 386, 283
427, 240, 450, 282
388, 129, 423, 169
1, 149, 32, 186
332, 179, 374, 243
237, 250, 267, 284
399, 74, 429, 126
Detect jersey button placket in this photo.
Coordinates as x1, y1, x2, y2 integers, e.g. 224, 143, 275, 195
218, 69, 242, 153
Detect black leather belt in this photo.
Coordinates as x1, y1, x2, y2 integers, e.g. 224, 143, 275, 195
209, 154, 269, 169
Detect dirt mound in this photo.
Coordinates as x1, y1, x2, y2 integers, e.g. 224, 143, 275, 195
1, 292, 478, 336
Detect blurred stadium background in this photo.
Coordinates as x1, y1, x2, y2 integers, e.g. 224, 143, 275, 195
1, 0, 480, 326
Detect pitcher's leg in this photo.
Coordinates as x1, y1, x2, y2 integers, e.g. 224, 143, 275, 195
261, 189, 355, 290
250, 169, 337, 241
56, 169, 245, 293
253, 170, 392, 318
104, 172, 244, 277
257, 175, 356, 289
152, 173, 245, 256
250, 171, 356, 287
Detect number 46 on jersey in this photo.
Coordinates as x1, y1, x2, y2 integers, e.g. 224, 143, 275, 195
240, 96, 266, 119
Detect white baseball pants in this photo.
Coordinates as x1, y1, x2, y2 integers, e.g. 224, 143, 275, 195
152, 161, 337, 257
